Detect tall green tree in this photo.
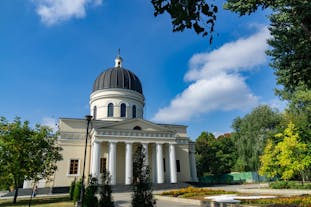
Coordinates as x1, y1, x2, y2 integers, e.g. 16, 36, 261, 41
131, 145, 155, 207
231, 105, 282, 172
259, 122, 311, 183
0, 117, 62, 204
195, 132, 236, 176
224, 0, 311, 99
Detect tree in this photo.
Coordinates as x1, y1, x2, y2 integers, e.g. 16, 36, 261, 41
231, 105, 282, 172
0, 117, 62, 204
84, 177, 98, 207
151, 0, 218, 42
259, 122, 311, 183
131, 145, 155, 207
224, 0, 311, 99
195, 132, 237, 176
98, 170, 114, 207
73, 179, 82, 204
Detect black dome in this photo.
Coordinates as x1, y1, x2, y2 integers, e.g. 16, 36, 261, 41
93, 67, 143, 94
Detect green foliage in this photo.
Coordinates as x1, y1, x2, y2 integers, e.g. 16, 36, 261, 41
151, 0, 217, 42
259, 122, 311, 182
73, 179, 82, 204
0, 116, 62, 203
131, 145, 155, 207
224, 0, 311, 99
69, 179, 76, 200
84, 177, 98, 207
195, 132, 236, 176
270, 181, 311, 189
98, 170, 114, 207
231, 105, 282, 172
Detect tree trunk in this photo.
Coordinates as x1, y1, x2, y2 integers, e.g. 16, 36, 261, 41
13, 186, 19, 204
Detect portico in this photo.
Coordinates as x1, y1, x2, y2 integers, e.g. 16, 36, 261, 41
89, 124, 180, 185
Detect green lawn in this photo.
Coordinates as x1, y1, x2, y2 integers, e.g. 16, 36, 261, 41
0, 196, 73, 207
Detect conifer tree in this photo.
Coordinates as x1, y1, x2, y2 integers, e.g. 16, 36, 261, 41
98, 170, 114, 207
131, 145, 155, 207
84, 176, 98, 207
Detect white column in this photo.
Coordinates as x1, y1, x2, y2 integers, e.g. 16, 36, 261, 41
142, 143, 149, 166
169, 144, 177, 183
91, 141, 101, 179
152, 144, 157, 183
189, 151, 198, 182
125, 142, 133, 185
108, 142, 117, 185
156, 143, 164, 184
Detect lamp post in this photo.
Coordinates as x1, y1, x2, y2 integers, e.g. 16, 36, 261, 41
78, 115, 93, 207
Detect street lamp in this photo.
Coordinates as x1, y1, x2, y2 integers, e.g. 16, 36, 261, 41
78, 115, 93, 207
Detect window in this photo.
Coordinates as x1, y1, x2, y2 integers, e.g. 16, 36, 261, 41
163, 158, 166, 172
108, 103, 114, 117
93, 106, 97, 120
132, 105, 136, 118
100, 158, 107, 173
120, 103, 126, 117
176, 160, 181, 172
133, 126, 141, 130
69, 159, 79, 175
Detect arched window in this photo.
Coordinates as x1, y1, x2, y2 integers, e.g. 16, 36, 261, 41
93, 106, 97, 120
133, 126, 142, 130
108, 103, 114, 117
132, 105, 136, 118
120, 103, 126, 117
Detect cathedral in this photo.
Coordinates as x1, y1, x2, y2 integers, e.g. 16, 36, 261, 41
26, 55, 198, 189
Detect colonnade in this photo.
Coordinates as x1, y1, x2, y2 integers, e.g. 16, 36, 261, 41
90, 141, 178, 185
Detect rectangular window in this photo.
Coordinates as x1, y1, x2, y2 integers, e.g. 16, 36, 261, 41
100, 158, 107, 173
69, 159, 79, 175
176, 160, 181, 172
163, 158, 166, 172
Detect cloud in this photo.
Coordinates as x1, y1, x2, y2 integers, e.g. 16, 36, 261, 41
32, 0, 103, 25
266, 98, 288, 112
42, 117, 58, 132
152, 27, 270, 123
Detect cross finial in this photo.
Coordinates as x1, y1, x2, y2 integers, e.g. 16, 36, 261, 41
115, 49, 123, 67
118, 48, 120, 57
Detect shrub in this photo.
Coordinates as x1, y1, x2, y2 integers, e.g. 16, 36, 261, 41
69, 179, 76, 200
98, 170, 114, 207
84, 177, 98, 207
73, 179, 82, 204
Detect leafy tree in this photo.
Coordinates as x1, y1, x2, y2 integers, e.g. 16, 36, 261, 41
259, 122, 311, 183
0, 117, 62, 204
231, 105, 282, 172
151, 0, 218, 42
84, 177, 98, 207
224, 0, 311, 99
195, 132, 237, 176
98, 170, 114, 207
131, 145, 155, 207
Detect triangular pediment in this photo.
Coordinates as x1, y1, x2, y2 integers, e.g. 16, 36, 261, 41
95, 118, 173, 133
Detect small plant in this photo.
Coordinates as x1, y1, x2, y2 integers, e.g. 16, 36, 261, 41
73, 179, 82, 204
131, 145, 155, 207
98, 170, 114, 207
69, 179, 76, 200
84, 176, 98, 207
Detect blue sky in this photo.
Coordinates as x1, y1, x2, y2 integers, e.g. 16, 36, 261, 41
0, 0, 286, 139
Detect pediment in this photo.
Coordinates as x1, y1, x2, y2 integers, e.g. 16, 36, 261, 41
95, 118, 173, 133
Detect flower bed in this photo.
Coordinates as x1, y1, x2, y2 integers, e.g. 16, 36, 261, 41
160, 186, 237, 198
241, 195, 311, 207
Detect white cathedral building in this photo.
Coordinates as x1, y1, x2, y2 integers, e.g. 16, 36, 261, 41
25, 55, 198, 189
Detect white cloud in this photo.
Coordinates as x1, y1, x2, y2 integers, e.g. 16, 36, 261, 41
266, 98, 288, 112
152, 27, 270, 123
32, 0, 103, 25
42, 117, 58, 132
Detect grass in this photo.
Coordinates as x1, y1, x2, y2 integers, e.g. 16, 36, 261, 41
0, 196, 72, 207
270, 181, 311, 189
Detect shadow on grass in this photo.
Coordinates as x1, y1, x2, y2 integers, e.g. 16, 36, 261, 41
0, 196, 71, 207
